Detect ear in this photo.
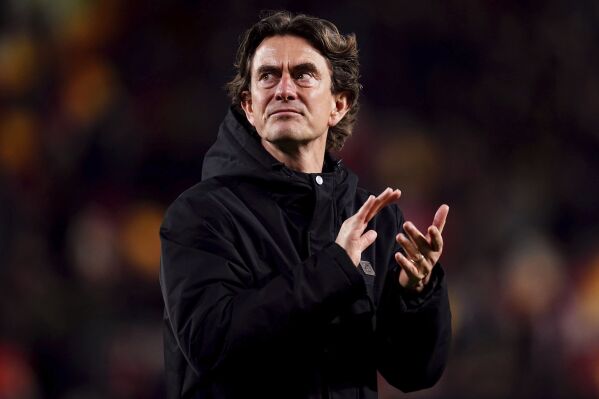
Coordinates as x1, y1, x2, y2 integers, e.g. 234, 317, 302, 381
329, 91, 350, 127
240, 91, 256, 126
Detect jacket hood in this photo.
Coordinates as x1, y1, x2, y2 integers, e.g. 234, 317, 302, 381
202, 107, 281, 181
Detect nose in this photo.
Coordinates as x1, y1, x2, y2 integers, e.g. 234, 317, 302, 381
274, 73, 297, 101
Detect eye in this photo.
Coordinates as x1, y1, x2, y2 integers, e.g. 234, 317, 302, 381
295, 72, 312, 80
256, 72, 279, 88
295, 72, 317, 86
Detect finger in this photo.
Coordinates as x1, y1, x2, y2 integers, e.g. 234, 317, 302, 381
397, 233, 431, 273
432, 204, 449, 233
366, 187, 392, 219
359, 229, 377, 251
355, 195, 377, 221
365, 189, 401, 222
403, 221, 430, 254
396, 232, 421, 260
395, 252, 425, 280
428, 225, 443, 252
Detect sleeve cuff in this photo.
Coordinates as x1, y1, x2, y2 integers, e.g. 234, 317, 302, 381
327, 242, 365, 289
396, 263, 445, 310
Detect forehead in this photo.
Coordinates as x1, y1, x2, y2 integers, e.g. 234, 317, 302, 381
251, 35, 330, 71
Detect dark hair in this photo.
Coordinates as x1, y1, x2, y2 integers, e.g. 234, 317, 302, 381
226, 10, 361, 151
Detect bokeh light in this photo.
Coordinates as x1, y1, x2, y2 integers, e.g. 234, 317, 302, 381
119, 203, 164, 282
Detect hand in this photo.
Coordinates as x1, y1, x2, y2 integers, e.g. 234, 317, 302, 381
336, 188, 402, 266
395, 204, 449, 292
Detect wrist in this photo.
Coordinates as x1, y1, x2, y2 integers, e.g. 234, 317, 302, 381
398, 268, 431, 293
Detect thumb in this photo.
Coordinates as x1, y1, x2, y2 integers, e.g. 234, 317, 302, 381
359, 230, 377, 251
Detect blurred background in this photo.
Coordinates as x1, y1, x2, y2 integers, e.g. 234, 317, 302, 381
1, 0, 598, 398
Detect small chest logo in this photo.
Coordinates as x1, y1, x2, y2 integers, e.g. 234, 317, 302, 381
359, 260, 375, 276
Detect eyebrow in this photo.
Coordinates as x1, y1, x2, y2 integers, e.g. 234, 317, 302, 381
255, 62, 321, 77
256, 65, 280, 76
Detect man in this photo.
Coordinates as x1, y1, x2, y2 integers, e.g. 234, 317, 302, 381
160, 10, 451, 399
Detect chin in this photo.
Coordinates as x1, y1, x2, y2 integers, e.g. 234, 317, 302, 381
258, 121, 324, 146
264, 124, 307, 142
266, 132, 305, 146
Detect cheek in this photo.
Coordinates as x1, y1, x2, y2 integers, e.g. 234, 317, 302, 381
314, 95, 336, 121
307, 90, 330, 109
244, 95, 261, 125
252, 95, 268, 115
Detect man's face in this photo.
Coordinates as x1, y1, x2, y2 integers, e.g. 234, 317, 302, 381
241, 35, 348, 147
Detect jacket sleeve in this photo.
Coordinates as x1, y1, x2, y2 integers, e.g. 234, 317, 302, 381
375, 205, 452, 392
159, 195, 366, 376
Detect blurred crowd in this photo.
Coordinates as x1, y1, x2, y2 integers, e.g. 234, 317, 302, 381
0, 1, 598, 398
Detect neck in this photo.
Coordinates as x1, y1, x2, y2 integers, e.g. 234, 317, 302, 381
261, 135, 327, 173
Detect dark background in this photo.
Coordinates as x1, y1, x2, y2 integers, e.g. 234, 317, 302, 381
1, 1, 598, 398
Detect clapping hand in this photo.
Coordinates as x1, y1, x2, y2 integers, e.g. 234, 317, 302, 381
335, 188, 402, 266
395, 205, 449, 292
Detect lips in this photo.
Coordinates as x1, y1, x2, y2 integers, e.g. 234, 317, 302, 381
268, 108, 302, 117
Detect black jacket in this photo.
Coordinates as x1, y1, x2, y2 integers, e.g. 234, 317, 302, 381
159, 108, 451, 399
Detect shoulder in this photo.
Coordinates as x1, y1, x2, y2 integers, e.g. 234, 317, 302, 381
161, 177, 239, 244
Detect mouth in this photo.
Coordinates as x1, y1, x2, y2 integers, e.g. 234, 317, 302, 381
268, 109, 303, 117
